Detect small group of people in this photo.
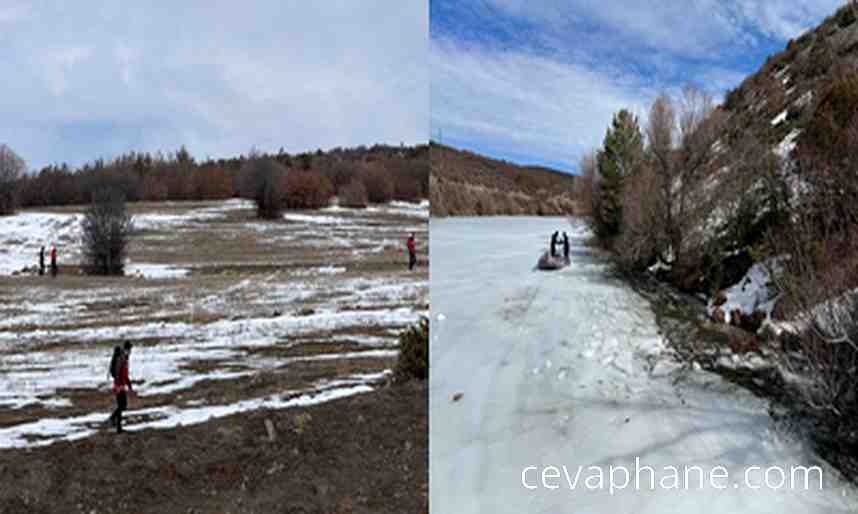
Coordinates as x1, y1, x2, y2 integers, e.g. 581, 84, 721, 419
106, 341, 135, 434
38, 245, 58, 277
550, 231, 571, 260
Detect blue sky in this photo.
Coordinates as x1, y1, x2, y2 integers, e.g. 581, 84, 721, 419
0, 1, 427, 170
431, 0, 844, 173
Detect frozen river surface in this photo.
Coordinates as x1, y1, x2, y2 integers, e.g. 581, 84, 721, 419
430, 217, 856, 513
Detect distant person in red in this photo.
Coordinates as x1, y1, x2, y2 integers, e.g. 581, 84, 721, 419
107, 341, 135, 434
407, 233, 417, 270
49, 244, 57, 277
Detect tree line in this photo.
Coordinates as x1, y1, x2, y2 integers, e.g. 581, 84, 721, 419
0, 143, 428, 215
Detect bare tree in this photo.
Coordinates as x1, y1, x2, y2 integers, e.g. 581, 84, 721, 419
81, 188, 133, 275
0, 144, 26, 215
240, 155, 288, 219
575, 150, 597, 217
645, 86, 727, 269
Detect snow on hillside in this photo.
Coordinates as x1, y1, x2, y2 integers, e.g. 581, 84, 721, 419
771, 109, 788, 126
707, 260, 780, 325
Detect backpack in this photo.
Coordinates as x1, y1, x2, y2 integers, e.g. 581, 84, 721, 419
109, 347, 122, 380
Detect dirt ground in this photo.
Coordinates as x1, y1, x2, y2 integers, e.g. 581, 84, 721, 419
0, 379, 427, 514
0, 199, 428, 512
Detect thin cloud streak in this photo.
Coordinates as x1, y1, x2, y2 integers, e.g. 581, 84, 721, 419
431, 0, 845, 172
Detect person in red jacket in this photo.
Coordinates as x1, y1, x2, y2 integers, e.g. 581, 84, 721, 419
108, 341, 134, 433
49, 244, 57, 278
407, 233, 416, 271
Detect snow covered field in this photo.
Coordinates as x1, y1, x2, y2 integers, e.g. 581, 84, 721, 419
0, 199, 427, 448
430, 217, 856, 513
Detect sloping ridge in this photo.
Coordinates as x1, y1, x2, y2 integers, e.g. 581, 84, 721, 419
430, 143, 577, 217
722, 5, 858, 156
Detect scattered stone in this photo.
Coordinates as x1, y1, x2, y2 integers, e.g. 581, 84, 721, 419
451, 392, 464, 402
264, 419, 277, 442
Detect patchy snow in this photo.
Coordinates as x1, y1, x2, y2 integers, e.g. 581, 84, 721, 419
708, 260, 780, 325
775, 128, 802, 159
0, 199, 256, 275
431, 218, 855, 512
0, 197, 427, 448
125, 262, 190, 279
771, 109, 788, 126
133, 200, 252, 231
0, 380, 378, 449
283, 213, 349, 225
794, 90, 814, 109
0, 212, 82, 274
291, 266, 346, 277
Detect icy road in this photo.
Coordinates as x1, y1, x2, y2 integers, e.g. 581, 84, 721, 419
430, 217, 856, 513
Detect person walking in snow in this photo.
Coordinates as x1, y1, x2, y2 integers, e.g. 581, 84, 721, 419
407, 233, 417, 271
49, 245, 57, 278
39, 246, 45, 276
107, 341, 135, 434
550, 231, 559, 257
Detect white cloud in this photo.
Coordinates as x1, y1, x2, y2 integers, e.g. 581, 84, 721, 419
432, 38, 655, 170
486, 0, 844, 58
0, 2, 427, 169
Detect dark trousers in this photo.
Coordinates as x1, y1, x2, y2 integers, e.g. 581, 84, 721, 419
409, 251, 416, 270
50, 262, 57, 277
110, 391, 127, 433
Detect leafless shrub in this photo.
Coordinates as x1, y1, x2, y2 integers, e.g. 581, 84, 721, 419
646, 87, 728, 274
614, 160, 660, 271
240, 156, 288, 219
81, 188, 133, 275
575, 150, 597, 217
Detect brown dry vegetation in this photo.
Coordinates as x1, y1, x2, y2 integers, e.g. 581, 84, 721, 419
430, 143, 577, 216
0, 381, 427, 514
584, 3, 858, 478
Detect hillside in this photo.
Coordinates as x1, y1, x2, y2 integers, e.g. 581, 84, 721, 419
580, 2, 858, 483
722, 3, 858, 159
429, 143, 577, 216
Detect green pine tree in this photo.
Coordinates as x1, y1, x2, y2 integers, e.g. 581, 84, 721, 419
594, 109, 643, 240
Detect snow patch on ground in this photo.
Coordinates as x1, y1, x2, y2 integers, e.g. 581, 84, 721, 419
125, 262, 190, 279
794, 90, 814, 109
0, 212, 82, 274
771, 109, 788, 126
775, 128, 801, 159
0, 380, 378, 449
708, 260, 780, 324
